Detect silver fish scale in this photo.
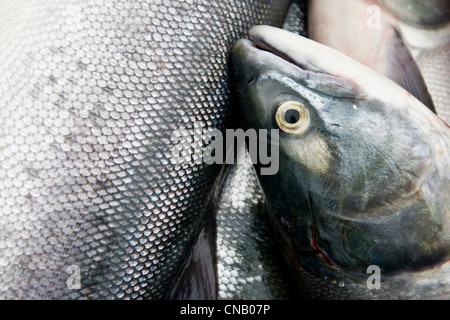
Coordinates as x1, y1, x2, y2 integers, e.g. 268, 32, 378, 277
0, 0, 289, 299
215, 147, 295, 300
416, 44, 450, 123
215, 0, 307, 300
280, 0, 307, 36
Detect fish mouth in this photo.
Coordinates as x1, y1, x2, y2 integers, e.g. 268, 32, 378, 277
247, 31, 327, 74
241, 25, 356, 78
232, 25, 369, 100
231, 34, 327, 80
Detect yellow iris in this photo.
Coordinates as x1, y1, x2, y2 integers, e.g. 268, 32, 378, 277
275, 101, 310, 135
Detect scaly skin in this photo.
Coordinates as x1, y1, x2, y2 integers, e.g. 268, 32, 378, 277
0, 0, 290, 299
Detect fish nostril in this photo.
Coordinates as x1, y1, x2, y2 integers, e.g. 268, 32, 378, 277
247, 76, 255, 84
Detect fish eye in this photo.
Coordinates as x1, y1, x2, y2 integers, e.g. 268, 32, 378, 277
275, 101, 310, 135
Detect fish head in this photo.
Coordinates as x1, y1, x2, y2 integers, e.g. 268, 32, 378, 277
232, 25, 450, 274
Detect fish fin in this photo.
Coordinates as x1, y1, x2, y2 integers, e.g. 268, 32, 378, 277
163, 213, 217, 300
282, 0, 308, 37
384, 29, 436, 113
162, 165, 232, 300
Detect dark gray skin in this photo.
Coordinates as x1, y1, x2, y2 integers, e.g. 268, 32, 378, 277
232, 26, 450, 299
381, 0, 450, 27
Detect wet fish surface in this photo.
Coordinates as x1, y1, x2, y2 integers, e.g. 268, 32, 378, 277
0, 0, 290, 299
232, 25, 450, 299
308, 0, 450, 122
382, 0, 450, 123
215, 0, 307, 300
380, 0, 450, 28
308, 0, 435, 113
215, 144, 299, 299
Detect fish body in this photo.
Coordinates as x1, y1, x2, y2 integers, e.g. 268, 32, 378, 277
308, 0, 450, 122
215, 0, 308, 300
232, 25, 450, 299
0, 0, 290, 299
386, 1, 450, 123
308, 0, 435, 113
214, 143, 300, 300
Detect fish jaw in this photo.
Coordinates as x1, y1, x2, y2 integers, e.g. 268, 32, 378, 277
232, 26, 450, 296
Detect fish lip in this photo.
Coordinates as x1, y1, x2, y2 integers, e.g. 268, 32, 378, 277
232, 31, 368, 100
232, 35, 324, 75
243, 25, 402, 103
248, 37, 325, 74
247, 25, 332, 74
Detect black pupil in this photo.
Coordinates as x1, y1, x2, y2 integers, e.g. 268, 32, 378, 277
284, 109, 300, 124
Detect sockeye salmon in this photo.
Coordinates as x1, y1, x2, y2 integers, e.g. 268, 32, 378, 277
0, 0, 291, 299
232, 25, 450, 299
